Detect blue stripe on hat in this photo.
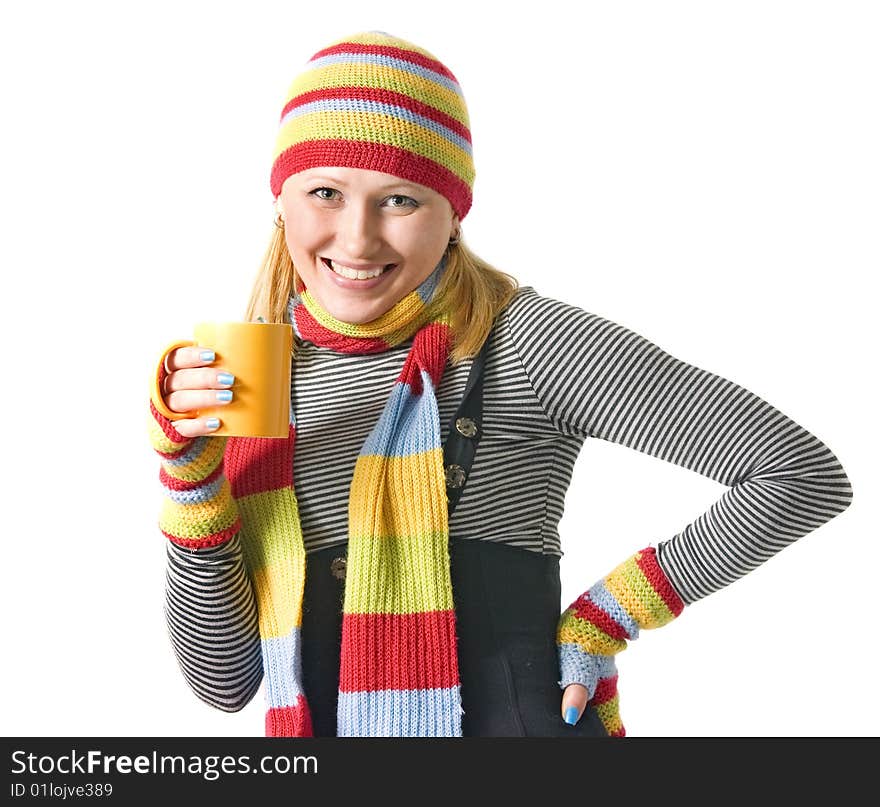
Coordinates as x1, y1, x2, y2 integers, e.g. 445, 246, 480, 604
280, 98, 472, 155
307, 52, 463, 96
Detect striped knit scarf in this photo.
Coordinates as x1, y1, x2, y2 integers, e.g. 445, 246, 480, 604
223, 257, 460, 736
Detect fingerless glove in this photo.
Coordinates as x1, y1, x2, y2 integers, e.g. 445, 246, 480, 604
557, 546, 685, 736
147, 358, 240, 549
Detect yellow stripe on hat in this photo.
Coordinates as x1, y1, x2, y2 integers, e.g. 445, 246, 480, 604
274, 108, 473, 186
284, 62, 469, 127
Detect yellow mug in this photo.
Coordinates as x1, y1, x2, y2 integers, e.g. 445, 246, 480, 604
152, 321, 293, 438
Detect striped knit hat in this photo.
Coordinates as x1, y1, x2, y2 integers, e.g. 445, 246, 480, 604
270, 30, 475, 221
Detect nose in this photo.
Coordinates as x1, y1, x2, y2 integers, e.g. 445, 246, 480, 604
337, 198, 383, 258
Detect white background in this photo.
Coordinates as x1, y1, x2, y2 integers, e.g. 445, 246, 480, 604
1, 0, 877, 738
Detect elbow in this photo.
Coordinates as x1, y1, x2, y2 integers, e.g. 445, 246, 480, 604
199, 683, 261, 714
830, 454, 854, 514
814, 453, 853, 521
165, 627, 264, 715
186, 665, 263, 714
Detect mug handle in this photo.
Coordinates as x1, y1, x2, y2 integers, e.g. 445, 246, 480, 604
150, 339, 196, 421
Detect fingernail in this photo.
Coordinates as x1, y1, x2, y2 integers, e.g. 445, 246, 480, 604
564, 706, 580, 725
200, 349, 215, 362
216, 390, 233, 403
205, 417, 220, 430
217, 372, 235, 386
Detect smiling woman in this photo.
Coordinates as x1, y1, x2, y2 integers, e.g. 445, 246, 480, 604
146, 28, 853, 740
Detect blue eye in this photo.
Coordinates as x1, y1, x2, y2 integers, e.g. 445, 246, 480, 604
307, 188, 418, 208
387, 194, 418, 208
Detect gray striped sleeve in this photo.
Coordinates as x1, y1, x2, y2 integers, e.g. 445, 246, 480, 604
506, 289, 853, 604
164, 533, 263, 711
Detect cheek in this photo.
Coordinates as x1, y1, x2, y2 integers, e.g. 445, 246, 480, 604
394, 225, 447, 262
284, 221, 322, 264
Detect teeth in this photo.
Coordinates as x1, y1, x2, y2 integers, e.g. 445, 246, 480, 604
329, 260, 387, 280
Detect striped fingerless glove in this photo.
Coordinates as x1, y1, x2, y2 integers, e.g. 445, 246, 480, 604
557, 546, 685, 736
147, 359, 240, 549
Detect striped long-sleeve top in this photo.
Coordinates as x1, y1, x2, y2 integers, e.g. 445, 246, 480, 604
156, 285, 853, 712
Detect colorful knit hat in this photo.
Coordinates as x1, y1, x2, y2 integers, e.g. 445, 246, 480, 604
269, 30, 475, 221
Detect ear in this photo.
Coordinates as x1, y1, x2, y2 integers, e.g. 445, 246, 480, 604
274, 197, 285, 221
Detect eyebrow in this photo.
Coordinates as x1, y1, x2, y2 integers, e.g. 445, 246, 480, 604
302, 175, 422, 192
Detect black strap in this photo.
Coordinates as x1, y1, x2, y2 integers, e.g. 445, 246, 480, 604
442, 335, 490, 517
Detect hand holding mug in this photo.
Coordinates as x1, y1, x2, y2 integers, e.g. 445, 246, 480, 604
152, 321, 293, 438
160, 346, 234, 438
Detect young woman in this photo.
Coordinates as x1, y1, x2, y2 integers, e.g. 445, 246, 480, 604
147, 30, 853, 737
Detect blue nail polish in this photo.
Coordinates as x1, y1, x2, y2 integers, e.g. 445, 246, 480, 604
217, 372, 235, 386
564, 706, 579, 726
205, 417, 220, 430
216, 390, 233, 402
200, 350, 215, 362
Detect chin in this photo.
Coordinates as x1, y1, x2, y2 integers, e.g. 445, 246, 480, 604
328, 300, 391, 325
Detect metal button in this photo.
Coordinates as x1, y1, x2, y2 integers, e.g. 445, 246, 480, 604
455, 417, 478, 438
330, 556, 347, 581
445, 464, 466, 489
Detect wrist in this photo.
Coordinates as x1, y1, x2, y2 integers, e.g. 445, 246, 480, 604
556, 546, 685, 668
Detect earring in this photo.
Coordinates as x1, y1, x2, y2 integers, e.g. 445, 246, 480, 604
448, 227, 461, 246
274, 213, 285, 229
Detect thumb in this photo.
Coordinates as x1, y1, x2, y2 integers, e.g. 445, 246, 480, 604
561, 683, 589, 725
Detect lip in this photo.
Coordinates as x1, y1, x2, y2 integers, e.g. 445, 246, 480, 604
321, 257, 398, 290
324, 258, 390, 271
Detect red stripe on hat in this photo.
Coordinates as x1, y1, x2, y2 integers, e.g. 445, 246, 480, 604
571, 595, 631, 642
310, 42, 461, 84
265, 697, 314, 737
281, 86, 472, 144
635, 547, 685, 617
270, 140, 472, 221
339, 610, 460, 692
225, 428, 295, 499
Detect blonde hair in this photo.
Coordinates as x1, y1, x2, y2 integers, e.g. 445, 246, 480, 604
244, 225, 520, 366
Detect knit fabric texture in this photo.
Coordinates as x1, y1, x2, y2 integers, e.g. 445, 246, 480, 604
556, 547, 685, 736
149, 257, 462, 736
270, 30, 475, 222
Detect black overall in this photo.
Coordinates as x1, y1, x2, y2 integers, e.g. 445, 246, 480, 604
300, 337, 607, 737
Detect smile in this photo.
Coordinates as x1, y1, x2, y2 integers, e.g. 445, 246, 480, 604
321, 257, 396, 280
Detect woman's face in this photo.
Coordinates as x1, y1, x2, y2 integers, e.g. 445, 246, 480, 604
277, 166, 459, 324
